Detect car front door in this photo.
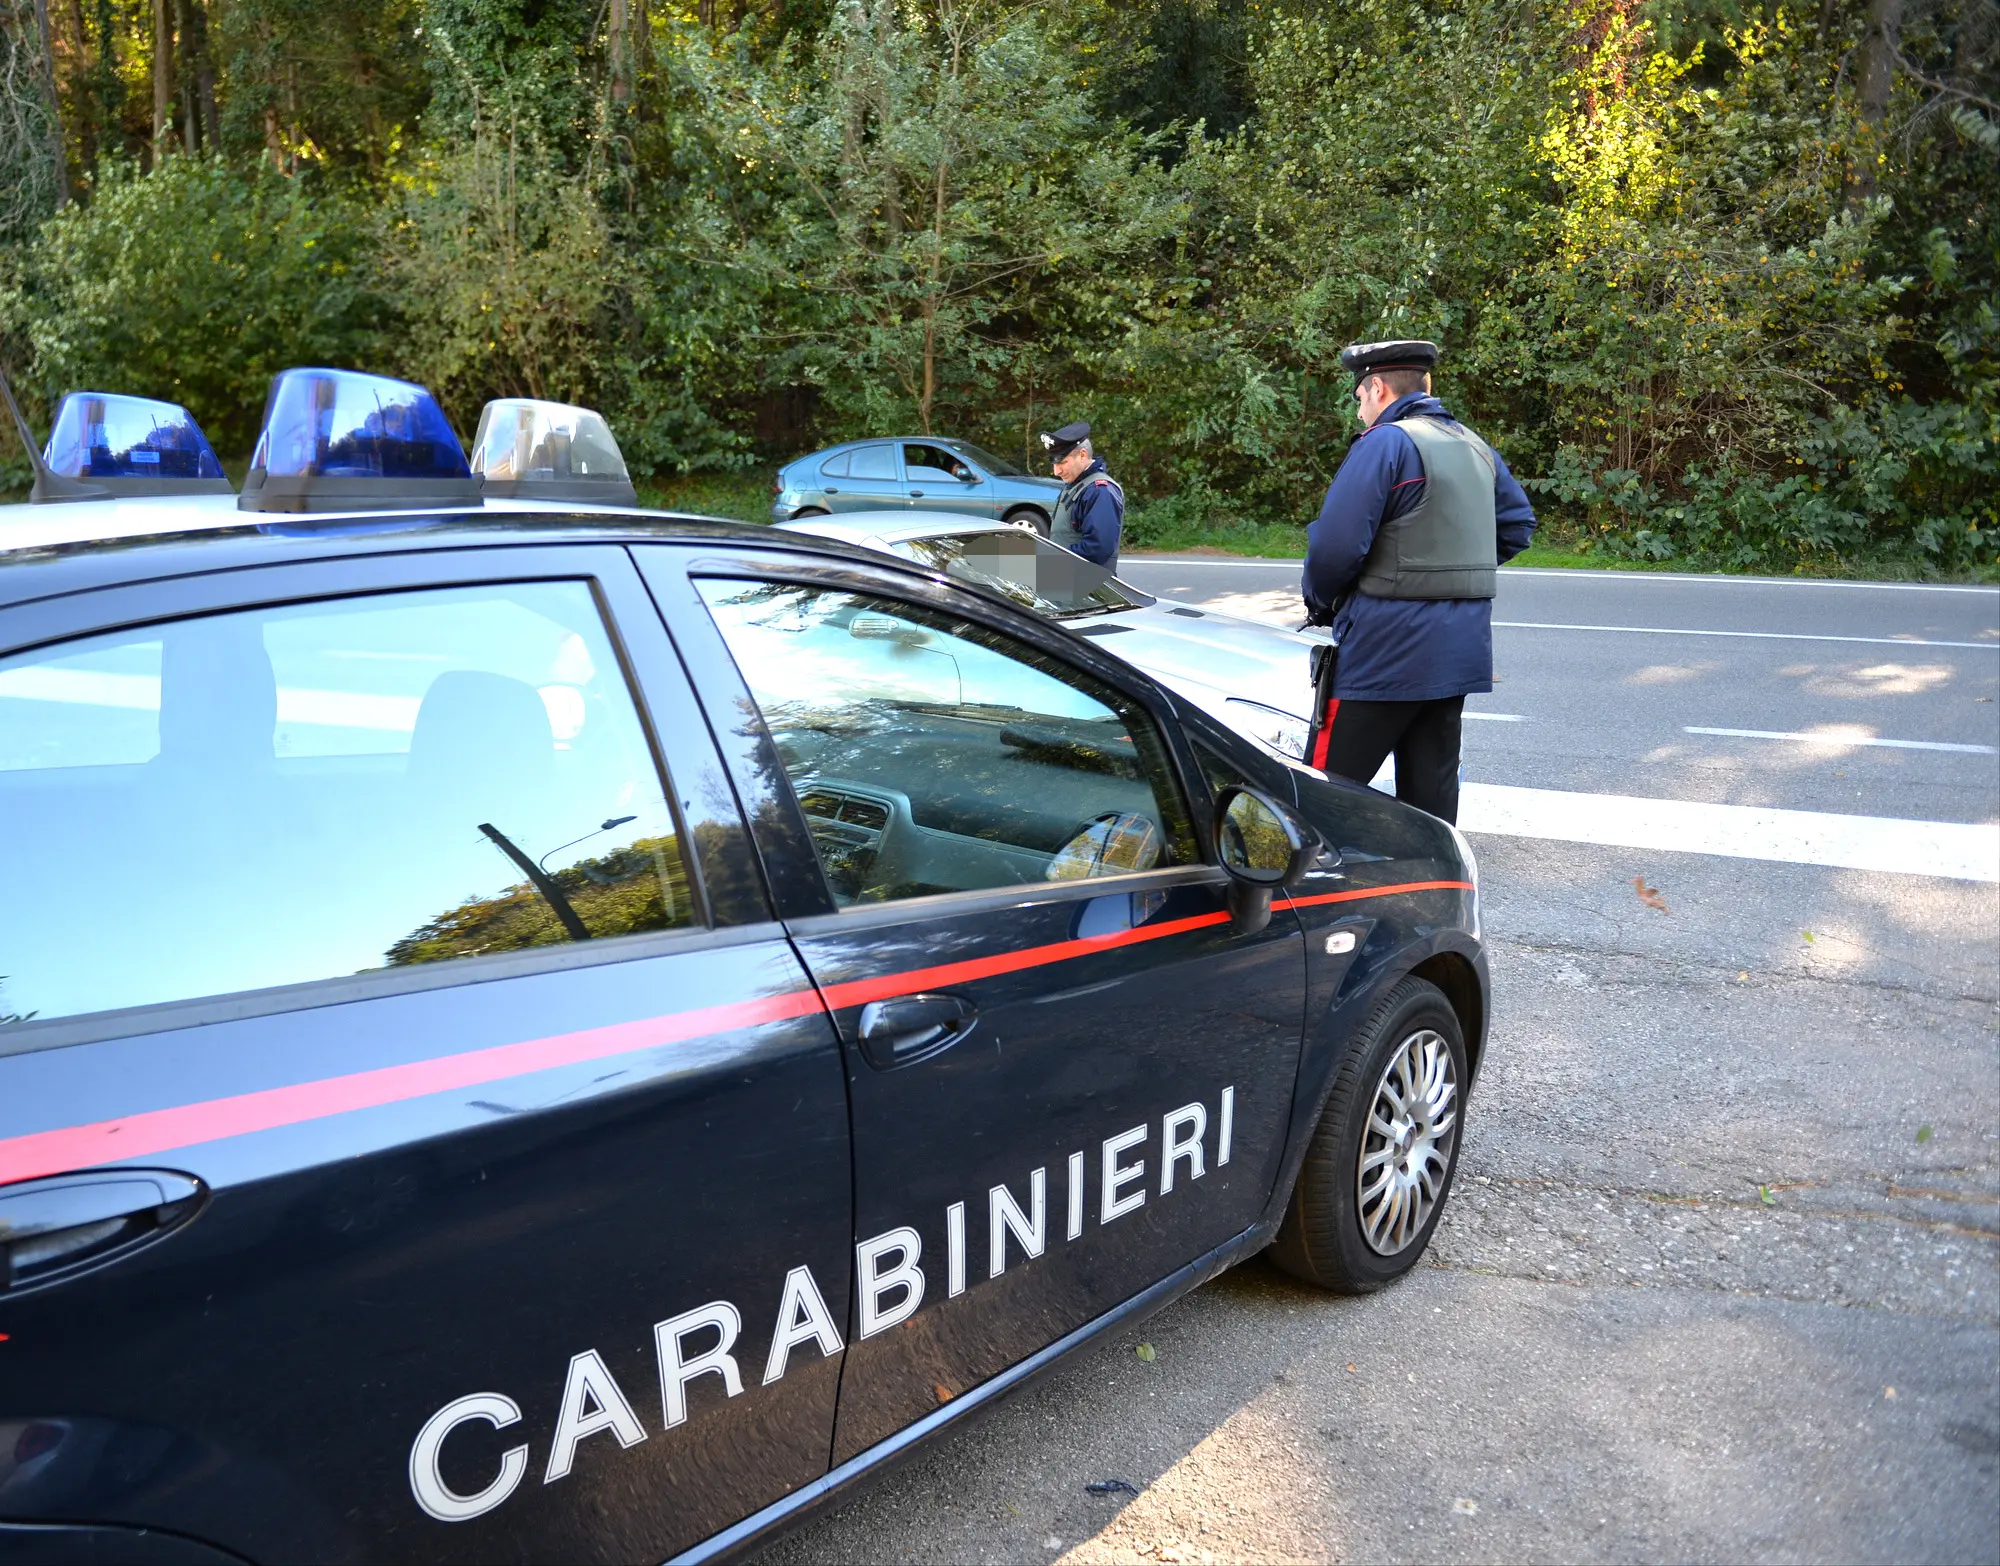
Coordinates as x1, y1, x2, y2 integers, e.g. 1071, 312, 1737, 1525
824, 442, 907, 513
643, 548, 1308, 1463
0, 545, 850, 1564
901, 442, 993, 519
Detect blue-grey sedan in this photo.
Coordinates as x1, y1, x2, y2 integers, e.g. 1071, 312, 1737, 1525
772, 437, 1064, 531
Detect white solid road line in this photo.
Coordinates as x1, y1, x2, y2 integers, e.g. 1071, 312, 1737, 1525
1494, 620, 1997, 650
1457, 783, 2000, 882
1464, 712, 1525, 722
1686, 726, 1998, 755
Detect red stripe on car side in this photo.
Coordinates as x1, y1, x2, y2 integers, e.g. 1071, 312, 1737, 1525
0, 880, 1469, 1186
817, 910, 1233, 1011
0, 988, 825, 1187
1278, 879, 1474, 910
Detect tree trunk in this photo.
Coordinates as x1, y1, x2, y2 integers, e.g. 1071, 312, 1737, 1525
608, 0, 630, 103
31, 0, 69, 202
63, 0, 92, 173
150, 0, 172, 157
1852, 0, 1902, 199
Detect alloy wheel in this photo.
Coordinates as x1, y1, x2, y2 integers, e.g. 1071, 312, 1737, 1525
1356, 1028, 1459, 1255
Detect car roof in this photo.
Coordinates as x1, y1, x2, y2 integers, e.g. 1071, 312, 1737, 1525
0, 496, 925, 614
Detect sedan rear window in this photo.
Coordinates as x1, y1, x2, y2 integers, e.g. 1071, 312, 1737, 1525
0, 582, 693, 1026
848, 444, 898, 481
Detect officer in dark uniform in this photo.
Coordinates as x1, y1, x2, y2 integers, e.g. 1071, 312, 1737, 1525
1301, 340, 1538, 824
1041, 421, 1125, 570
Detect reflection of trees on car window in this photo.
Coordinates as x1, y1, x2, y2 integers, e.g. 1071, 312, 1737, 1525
697, 580, 1197, 907
386, 834, 692, 965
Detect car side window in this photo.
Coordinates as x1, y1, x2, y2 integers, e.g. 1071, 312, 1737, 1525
848, 444, 898, 481
696, 580, 1198, 907
0, 581, 693, 1027
819, 451, 851, 479
903, 443, 970, 482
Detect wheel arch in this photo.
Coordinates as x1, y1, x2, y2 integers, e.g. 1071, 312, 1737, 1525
1407, 948, 1485, 1081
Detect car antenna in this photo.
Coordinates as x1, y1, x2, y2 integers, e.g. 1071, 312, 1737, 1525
0, 366, 109, 504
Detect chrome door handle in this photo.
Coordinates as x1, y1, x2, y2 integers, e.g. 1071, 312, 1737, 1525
0, 1170, 204, 1294
856, 993, 977, 1070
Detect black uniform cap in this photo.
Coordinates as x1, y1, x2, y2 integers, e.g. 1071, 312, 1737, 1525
1039, 421, 1091, 460
1339, 340, 1439, 382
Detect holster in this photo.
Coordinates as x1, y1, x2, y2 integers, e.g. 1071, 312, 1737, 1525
1305, 641, 1339, 771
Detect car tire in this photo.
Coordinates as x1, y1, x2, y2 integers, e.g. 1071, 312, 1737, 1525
1004, 506, 1050, 538
1269, 975, 1466, 1293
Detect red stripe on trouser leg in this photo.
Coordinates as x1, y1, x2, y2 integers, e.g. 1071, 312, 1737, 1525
1309, 698, 1339, 770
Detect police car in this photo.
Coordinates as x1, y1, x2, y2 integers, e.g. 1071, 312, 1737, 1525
0, 372, 1486, 1565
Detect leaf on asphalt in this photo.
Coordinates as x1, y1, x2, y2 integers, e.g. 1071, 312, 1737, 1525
1759, 1184, 1776, 1206
1737, 970, 1749, 982
1801, 929, 1816, 943
1917, 1124, 1934, 1143
1452, 1498, 1480, 1516
1086, 1479, 1141, 1497
934, 1382, 954, 1404
1633, 875, 1669, 912
1346, 1362, 1359, 1373
1136, 1342, 1156, 1362
1884, 1386, 1898, 1399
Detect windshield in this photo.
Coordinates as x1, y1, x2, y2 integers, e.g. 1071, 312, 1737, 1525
897, 532, 1149, 619
942, 440, 1029, 477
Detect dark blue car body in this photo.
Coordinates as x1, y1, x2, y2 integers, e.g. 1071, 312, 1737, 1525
0, 512, 1485, 1565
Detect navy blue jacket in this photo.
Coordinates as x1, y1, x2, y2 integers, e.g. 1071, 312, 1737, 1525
1064, 459, 1125, 567
1301, 394, 1537, 702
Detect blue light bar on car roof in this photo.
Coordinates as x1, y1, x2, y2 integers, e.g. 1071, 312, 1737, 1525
469, 398, 638, 505
39, 392, 233, 499
237, 368, 481, 514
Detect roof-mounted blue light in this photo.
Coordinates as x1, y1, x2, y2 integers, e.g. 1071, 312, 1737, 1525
26, 391, 233, 501
237, 369, 480, 514
470, 398, 638, 505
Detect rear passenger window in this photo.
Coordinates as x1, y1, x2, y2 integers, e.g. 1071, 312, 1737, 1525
819, 452, 851, 479
848, 444, 898, 481
0, 582, 693, 1027
697, 580, 1196, 906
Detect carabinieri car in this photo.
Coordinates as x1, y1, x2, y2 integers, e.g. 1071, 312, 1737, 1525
0, 374, 1486, 1566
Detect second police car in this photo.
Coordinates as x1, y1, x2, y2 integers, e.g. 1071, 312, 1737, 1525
0, 371, 1486, 1564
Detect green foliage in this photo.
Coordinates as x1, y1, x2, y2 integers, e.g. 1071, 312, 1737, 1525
12, 155, 389, 453
2, 0, 1992, 574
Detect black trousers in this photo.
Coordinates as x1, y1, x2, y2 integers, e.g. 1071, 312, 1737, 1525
1318, 695, 1465, 823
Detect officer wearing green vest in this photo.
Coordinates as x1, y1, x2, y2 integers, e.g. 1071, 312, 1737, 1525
1041, 421, 1125, 570
1300, 340, 1538, 824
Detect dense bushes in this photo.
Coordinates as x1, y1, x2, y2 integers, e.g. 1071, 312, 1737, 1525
0, 0, 1991, 575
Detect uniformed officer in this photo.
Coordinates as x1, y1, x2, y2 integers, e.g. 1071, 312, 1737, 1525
1041, 421, 1125, 570
1301, 340, 1538, 824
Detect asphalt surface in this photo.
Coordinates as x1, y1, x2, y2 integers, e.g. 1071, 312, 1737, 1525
761, 565, 2000, 1566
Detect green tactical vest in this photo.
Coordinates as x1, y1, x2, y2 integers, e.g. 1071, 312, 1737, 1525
1357, 416, 1499, 600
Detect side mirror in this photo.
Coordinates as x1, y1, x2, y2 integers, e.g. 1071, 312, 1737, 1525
959, 470, 979, 484
1213, 786, 1314, 934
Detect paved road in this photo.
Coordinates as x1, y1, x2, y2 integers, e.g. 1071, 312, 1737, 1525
763, 566, 1999, 1566
1118, 561, 2000, 822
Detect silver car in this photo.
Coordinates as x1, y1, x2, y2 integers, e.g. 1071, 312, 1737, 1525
779, 510, 1328, 762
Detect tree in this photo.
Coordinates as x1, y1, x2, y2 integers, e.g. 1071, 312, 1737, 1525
678, 0, 1181, 436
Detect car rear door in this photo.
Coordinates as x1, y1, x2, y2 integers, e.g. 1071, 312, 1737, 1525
0, 544, 850, 1564
640, 546, 1308, 1463
825, 443, 908, 513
